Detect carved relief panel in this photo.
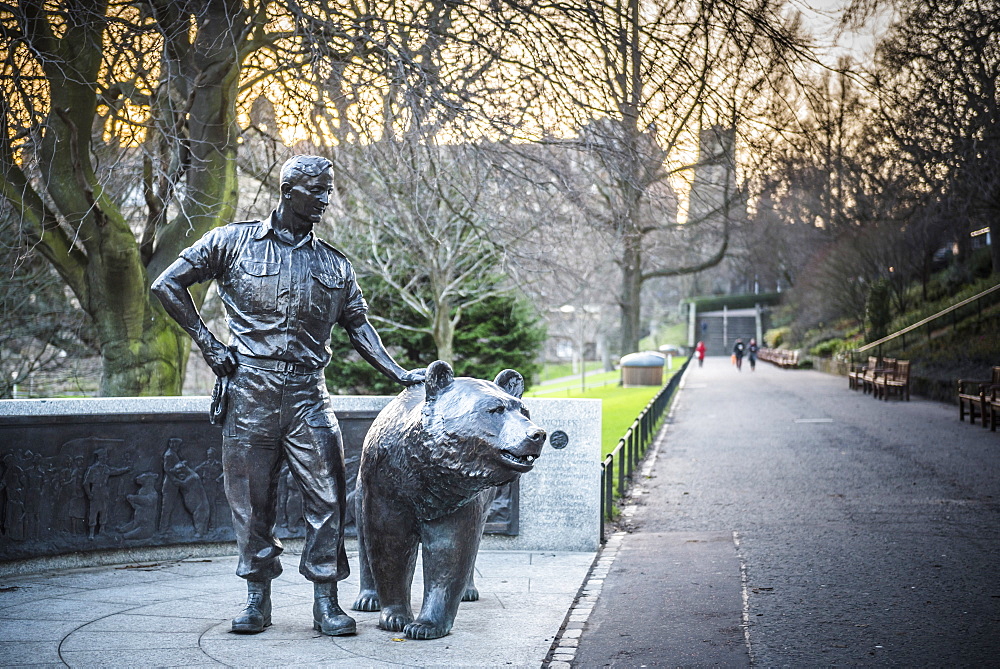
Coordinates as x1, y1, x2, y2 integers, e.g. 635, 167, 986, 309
0, 407, 518, 562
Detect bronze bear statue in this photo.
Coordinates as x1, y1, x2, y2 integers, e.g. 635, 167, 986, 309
352, 361, 546, 639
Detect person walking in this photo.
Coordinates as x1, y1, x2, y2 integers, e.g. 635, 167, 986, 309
152, 155, 425, 637
695, 341, 706, 367
732, 338, 745, 371
748, 338, 759, 371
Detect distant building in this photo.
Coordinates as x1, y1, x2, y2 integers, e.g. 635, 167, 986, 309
684, 125, 750, 297
688, 125, 738, 227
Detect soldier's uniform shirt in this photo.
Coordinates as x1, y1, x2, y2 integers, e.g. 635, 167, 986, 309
178, 214, 362, 583
179, 213, 368, 369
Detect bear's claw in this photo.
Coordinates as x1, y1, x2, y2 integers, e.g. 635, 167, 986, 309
462, 586, 479, 602
404, 620, 449, 640
352, 590, 381, 612
379, 607, 413, 632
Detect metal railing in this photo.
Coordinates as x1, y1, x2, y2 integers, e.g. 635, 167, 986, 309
600, 358, 690, 543
850, 281, 1000, 363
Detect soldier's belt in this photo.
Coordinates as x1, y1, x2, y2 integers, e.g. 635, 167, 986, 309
235, 352, 322, 375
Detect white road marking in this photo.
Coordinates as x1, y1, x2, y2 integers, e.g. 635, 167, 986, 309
733, 530, 755, 665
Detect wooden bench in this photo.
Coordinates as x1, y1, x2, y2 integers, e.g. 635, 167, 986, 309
987, 385, 1000, 432
848, 356, 877, 391
874, 359, 911, 401
759, 348, 799, 368
862, 358, 896, 395
958, 366, 1000, 427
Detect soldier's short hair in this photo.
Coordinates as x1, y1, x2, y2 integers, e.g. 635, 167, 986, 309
280, 155, 333, 187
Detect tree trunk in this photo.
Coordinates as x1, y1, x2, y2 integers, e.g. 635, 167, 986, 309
619, 234, 644, 355
432, 306, 455, 366
146, 1, 244, 283
98, 313, 191, 396
102, 1, 242, 395
5, 3, 246, 396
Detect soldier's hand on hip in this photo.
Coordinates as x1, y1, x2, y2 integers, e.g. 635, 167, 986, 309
399, 368, 427, 386
203, 340, 237, 377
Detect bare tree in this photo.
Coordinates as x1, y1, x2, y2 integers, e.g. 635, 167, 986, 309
326, 140, 514, 365
1, 1, 255, 395
0, 211, 94, 397
478, 0, 805, 354
869, 0, 1000, 275
0, 0, 509, 394
282, 1, 535, 365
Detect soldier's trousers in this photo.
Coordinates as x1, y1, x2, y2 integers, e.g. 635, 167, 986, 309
222, 363, 349, 583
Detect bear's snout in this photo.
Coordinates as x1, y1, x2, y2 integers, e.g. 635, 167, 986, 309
498, 427, 546, 473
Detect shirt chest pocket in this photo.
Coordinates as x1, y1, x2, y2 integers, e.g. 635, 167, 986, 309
309, 272, 345, 322
236, 260, 280, 311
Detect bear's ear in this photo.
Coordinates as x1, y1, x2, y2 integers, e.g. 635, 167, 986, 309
494, 369, 524, 399
425, 360, 455, 402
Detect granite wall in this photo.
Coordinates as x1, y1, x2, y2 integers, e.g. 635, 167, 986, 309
0, 395, 601, 568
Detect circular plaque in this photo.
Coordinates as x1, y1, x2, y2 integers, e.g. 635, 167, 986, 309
549, 430, 569, 449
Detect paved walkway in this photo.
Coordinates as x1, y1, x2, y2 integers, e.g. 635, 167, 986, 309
5, 360, 999, 667
0, 548, 592, 667
568, 357, 1000, 666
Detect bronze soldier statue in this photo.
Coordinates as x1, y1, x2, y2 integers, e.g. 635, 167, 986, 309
152, 155, 425, 636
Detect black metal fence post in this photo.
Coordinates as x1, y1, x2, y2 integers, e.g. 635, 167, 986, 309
599, 462, 606, 543
618, 432, 626, 497
640, 411, 648, 452
626, 427, 634, 478
605, 452, 614, 528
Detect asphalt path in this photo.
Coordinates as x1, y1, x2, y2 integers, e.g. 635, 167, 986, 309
573, 357, 1000, 667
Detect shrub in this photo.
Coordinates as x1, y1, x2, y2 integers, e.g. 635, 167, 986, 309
326, 289, 545, 394
764, 326, 791, 348
810, 338, 848, 357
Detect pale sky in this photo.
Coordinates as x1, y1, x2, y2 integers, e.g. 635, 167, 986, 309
791, 0, 895, 66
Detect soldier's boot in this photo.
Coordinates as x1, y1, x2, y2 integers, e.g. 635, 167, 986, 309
231, 580, 272, 633
313, 582, 357, 636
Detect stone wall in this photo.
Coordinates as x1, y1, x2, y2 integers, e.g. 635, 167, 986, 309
0, 395, 600, 570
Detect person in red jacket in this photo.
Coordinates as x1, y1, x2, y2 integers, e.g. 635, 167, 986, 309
695, 341, 706, 367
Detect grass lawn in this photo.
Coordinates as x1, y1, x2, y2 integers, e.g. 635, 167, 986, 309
537, 360, 606, 383
526, 369, 620, 395
527, 360, 688, 506
531, 357, 686, 396
590, 384, 663, 456
527, 379, 665, 456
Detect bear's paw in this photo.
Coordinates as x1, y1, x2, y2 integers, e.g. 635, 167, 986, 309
379, 606, 413, 632
462, 585, 480, 602
404, 619, 450, 640
352, 589, 381, 612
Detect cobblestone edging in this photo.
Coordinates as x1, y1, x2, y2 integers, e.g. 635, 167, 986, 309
545, 532, 625, 667
542, 532, 626, 669
543, 368, 688, 667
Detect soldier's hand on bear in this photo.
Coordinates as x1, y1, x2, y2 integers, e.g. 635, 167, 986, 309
398, 368, 427, 386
